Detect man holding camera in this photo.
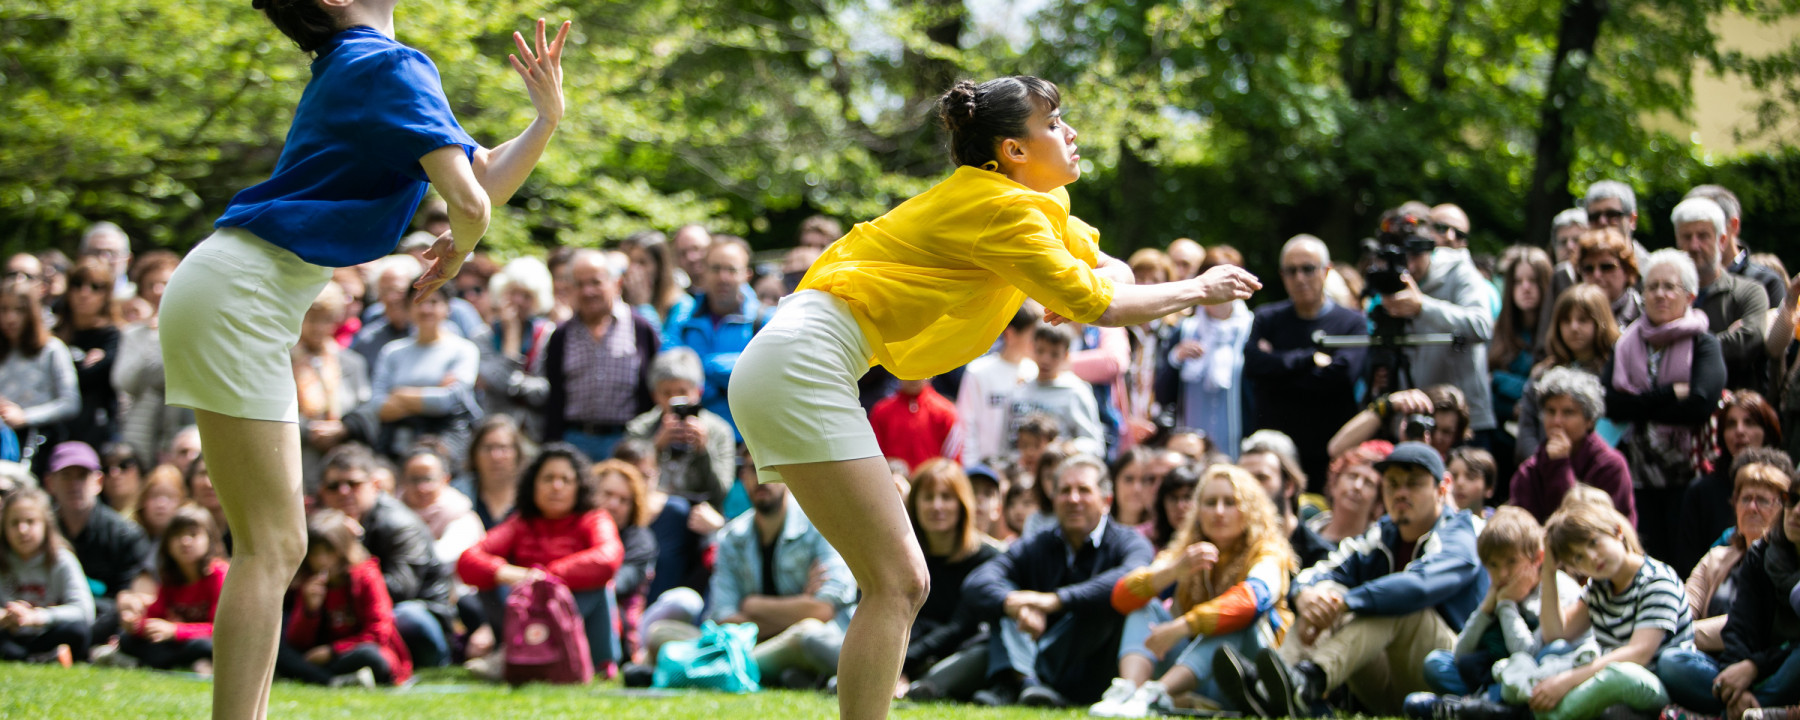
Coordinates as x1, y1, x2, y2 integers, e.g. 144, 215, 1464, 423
1371, 203, 1497, 447
628, 347, 736, 509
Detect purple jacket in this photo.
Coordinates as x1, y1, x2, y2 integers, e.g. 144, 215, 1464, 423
1509, 429, 1636, 525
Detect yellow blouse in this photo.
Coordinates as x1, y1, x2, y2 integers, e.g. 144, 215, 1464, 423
796, 166, 1116, 379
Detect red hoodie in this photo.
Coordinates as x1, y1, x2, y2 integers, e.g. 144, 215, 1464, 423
456, 510, 623, 592
869, 384, 963, 471
285, 558, 412, 684
137, 558, 229, 641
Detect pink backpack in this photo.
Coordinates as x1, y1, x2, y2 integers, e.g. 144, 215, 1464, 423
503, 576, 594, 685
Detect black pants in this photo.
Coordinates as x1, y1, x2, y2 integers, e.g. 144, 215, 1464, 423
120, 633, 214, 669
274, 641, 393, 685
91, 596, 121, 649
0, 617, 92, 661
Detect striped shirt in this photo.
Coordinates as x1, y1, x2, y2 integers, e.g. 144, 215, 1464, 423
1584, 556, 1693, 657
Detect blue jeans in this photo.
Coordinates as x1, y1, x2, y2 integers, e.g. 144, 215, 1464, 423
1659, 646, 1800, 713
1117, 603, 1273, 711
1424, 648, 1503, 698
989, 610, 1128, 704
562, 430, 623, 464
393, 600, 449, 668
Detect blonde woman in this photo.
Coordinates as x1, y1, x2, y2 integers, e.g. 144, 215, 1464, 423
1093, 465, 1297, 717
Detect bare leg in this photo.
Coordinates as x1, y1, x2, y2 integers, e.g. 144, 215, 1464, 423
196, 410, 307, 720
1120, 655, 1155, 686
1160, 665, 1199, 695
773, 457, 929, 720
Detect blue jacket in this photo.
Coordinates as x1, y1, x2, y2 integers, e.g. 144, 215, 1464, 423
962, 517, 1155, 621
661, 285, 767, 434
1294, 506, 1488, 631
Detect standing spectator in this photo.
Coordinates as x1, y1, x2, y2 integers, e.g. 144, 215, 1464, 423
453, 416, 531, 530
1244, 235, 1367, 489
796, 215, 843, 250
542, 250, 658, 463
477, 257, 554, 441
1070, 320, 1131, 456
956, 306, 1040, 466
451, 253, 499, 325
78, 222, 133, 299
114, 252, 190, 468
1608, 250, 1726, 562
0, 488, 94, 664
0, 282, 80, 474
615, 231, 684, 326
120, 249, 177, 327
669, 225, 711, 291
963, 455, 1158, 708
1166, 239, 1204, 282
456, 444, 626, 678
660, 238, 765, 435
1515, 284, 1620, 462
277, 509, 411, 687
294, 283, 371, 494
56, 258, 122, 450
1008, 324, 1104, 457
1380, 209, 1497, 448
1172, 278, 1252, 458
42, 441, 153, 648
1094, 465, 1296, 717
1305, 440, 1389, 546
349, 257, 427, 368
363, 286, 480, 460
1685, 184, 1785, 308
623, 348, 735, 508
898, 460, 1001, 699
871, 376, 963, 473
1672, 197, 1769, 395
593, 459, 658, 664
1489, 247, 1554, 441
1577, 227, 1643, 329
1681, 391, 1781, 574
3, 254, 46, 303
118, 506, 227, 672
1549, 208, 1588, 299
1508, 367, 1634, 524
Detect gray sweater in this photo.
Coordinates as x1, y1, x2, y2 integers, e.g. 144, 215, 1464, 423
0, 549, 96, 630
0, 338, 80, 427
1409, 248, 1497, 431
1453, 570, 1584, 657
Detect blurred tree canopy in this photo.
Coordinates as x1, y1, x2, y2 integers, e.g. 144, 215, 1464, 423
2, 0, 1798, 276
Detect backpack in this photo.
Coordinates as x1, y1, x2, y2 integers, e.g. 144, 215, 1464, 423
502, 575, 593, 685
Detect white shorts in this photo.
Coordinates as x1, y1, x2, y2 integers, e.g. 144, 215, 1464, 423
728, 290, 881, 478
161, 228, 332, 423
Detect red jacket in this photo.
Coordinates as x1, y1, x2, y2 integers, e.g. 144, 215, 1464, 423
137, 558, 229, 641
285, 559, 412, 684
456, 510, 623, 592
869, 385, 963, 471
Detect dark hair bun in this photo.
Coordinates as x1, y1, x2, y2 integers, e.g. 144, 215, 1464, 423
251, 0, 269, 9
938, 80, 980, 134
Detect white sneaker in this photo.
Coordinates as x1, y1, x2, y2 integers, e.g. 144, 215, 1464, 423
1089, 678, 1140, 717
1113, 680, 1174, 718
90, 642, 138, 669
463, 650, 506, 682
328, 667, 377, 689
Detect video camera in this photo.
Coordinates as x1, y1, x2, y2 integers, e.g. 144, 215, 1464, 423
1360, 210, 1438, 297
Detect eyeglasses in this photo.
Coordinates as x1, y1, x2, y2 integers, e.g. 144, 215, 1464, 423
4, 271, 36, 281
322, 478, 369, 493
1581, 262, 1621, 275
458, 285, 487, 298
1644, 281, 1687, 296
1280, 264, 1322, 278
73, 281, 108, 293
1738, 494, 1781, 510
1589, 209, 1630, 223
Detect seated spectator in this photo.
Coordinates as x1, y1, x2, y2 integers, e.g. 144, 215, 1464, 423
1221, 442, 1486, 717
1509, 367, 1634, 524
118, 506, 226, 672
1680, 390, 1781, 576
1445, 446, 1496, 517
162, 424, 201, 477
1009, 325, 1104, 457
1148, 464, 1201, 551
1306, 440, 1390, 546
1577, 227, 1642, 330
1018, 442, 1074, 539
542, 249, 659, 462
1515, 284, 1621, 462
0, 281, 80, 477
396, 447, 485, 565
350, 256, 470, 367
0, 488, 94, 663
477, 257, 554, 441
592, 459, 657, 664
966, 464, 1012, 545
453, 415, 532, 530
1489, 248, 1555, 454
132, 464, 186, 546
456, 444, 625, 678
183, 457, 226, 549
1535, 503, 1691, 718
316, 444, 455, 670
956, 307, 1040, 467
42, 441, 152, 648
363, 286, 480, 460
1002, 481, 1037, 542
1093, 465, 1296, 717
962, 455, 1157, 708
624, 348, 735, 509
56, 258, 123, 450
897, 460, 1002, 700
1413, 507, 1583, 712
641, 461, 857, 690
294, 283, 371, 495
1609, 250, 1727, 562
871, 375, 963, 473
1685, 449, 1790, 654
1109, 446, 1159, 533
1327, 384, 1471, 463
614, 438, 721, 612
99, 443, 142, 521
1238, 435, 1333, 570
277, 509, 411, 687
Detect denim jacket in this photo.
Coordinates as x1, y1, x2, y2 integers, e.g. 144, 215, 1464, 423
708, 498, 857, 631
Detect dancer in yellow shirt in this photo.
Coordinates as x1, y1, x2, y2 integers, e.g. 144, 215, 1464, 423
728, 75, 1261, 720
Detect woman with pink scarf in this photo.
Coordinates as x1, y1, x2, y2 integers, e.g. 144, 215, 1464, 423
1604, 249, 1725, 562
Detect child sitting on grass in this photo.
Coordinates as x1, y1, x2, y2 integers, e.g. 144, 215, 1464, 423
276, 509, 411, 687
0, 488, 93, 665
119, 506, 228, 673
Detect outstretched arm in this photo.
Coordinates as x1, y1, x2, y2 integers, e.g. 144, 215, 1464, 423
1048, 264, 1261, 328
471, 19, 570, 206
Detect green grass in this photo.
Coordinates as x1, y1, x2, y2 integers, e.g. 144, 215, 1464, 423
0, 664, 1100, 719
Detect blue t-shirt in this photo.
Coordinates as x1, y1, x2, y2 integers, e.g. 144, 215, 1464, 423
216, 27, 478, 268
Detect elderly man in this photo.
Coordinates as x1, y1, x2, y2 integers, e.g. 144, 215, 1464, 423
42, 441, 154, 649
1219, 442, 1486, 717
1166, 238, 1204, 281
79, 222, 133, 298
625, 347, 735, 508
1672, 197, 1768, 395
661, 238, 767, 434
4, 253, 46, 301
1685, 184, 1784, 308
542, 249, 659, 462
1549, 208, 1588, 299
1582, 180, 1653, 262
963, 455, 1157, 708
1244, 235, 1368, 486
1429, 204, 1470, 250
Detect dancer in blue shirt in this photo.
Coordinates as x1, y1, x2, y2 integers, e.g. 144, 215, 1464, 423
159, 2, 568, 716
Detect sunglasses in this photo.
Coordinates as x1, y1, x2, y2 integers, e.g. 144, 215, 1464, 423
1581, 262, 1621, 275
1431, 222, 1463, 237
1589, 209, 1630, 223
322, 479, 370, 493
1280, 264, 1322, 278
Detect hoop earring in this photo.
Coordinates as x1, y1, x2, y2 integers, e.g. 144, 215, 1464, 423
980, 161, 999, 172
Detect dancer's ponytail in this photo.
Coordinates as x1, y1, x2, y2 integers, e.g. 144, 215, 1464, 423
256, 0, 342, 54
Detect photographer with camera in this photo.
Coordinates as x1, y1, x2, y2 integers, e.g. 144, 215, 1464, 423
626, 347, 736, 509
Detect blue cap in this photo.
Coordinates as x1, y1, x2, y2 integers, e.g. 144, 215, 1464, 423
1373, 441, 1446, 482
964, 464, 1001, 487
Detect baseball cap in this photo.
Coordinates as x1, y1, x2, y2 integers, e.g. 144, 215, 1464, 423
1372, 441, 1446, 482
47, 441, 101, 475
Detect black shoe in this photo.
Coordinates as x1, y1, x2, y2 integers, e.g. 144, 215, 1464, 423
620, 662, 654, 688
778, 667, 822, 690
972, 682, 1020, 707
1018, 683, 1070, 708
905, 679, 945, 702
1256, 649, 1326, 718
1214, 645, 1269, 717
1458, 698, 1534, 720
1404, 692, 1467, 720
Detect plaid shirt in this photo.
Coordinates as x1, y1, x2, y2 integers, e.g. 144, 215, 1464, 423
562, 302, 642, 425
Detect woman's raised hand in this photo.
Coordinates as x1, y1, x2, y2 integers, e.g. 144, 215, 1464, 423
510, 19, 571, 125
1194, 264, 1261, 305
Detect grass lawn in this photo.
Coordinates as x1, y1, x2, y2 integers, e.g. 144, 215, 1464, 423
0, 664, 1105, 719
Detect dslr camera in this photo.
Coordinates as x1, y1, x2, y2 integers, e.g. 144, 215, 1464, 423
1360, 210, 1438, 297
